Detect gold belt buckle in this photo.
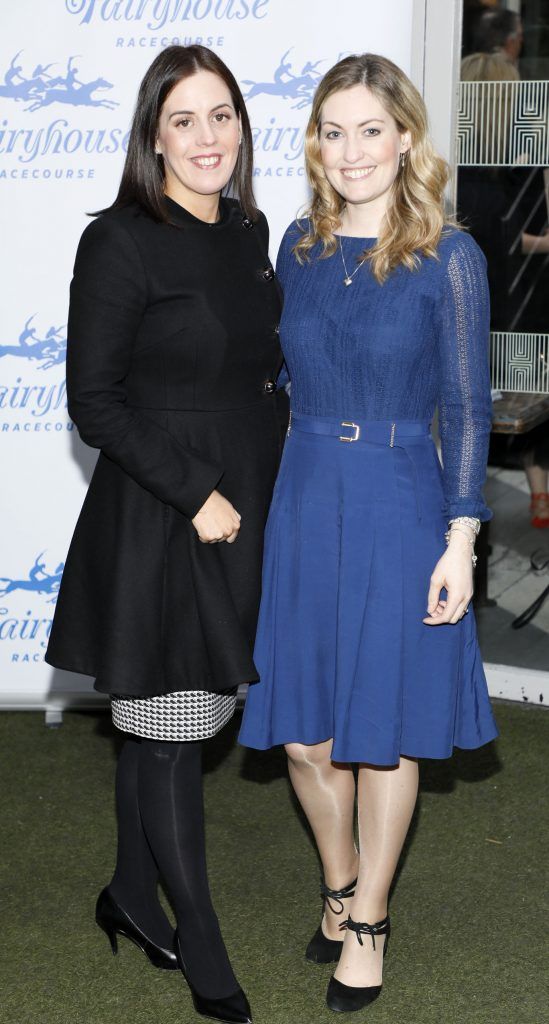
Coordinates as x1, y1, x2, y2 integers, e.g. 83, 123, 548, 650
339, 421, 360, 442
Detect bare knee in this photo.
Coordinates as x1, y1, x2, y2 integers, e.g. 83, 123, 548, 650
285, 739, 333, 769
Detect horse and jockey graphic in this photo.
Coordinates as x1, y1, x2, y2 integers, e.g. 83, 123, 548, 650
0, 51, 118, 111
0, 316, 66, 370
242, 49, 324, 109
0, 554, 64, 604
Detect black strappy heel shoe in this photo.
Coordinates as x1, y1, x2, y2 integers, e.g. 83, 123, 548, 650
326, 914, 390, 1012
95, 887, 178, 970
174, 929, 252, 1024
305, 876, 357, 964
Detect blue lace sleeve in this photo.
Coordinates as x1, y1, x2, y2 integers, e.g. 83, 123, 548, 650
437, 232, 493, 522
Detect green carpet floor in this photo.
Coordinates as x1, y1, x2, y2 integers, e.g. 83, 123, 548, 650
1, 703, 548, 1024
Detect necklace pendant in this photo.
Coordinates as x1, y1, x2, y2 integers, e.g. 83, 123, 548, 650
344, 276, 353, 287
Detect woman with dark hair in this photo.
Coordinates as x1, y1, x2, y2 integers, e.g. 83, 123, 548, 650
239, 53, 498, 1012
46, 44, 286, 1024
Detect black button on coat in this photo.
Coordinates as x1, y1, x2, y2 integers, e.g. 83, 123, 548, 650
45, 197, 288, 697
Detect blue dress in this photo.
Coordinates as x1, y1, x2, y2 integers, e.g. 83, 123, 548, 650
238, 224, 499, 764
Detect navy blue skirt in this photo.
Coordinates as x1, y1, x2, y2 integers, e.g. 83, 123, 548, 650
239, 413, 498, 765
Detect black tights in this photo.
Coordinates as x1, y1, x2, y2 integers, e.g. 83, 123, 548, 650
109, 736, 238, 998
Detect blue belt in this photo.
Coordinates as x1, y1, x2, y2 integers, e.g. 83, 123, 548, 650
288, 413, 431, 447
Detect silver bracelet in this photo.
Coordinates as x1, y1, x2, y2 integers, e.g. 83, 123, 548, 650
448, 516, 481, 535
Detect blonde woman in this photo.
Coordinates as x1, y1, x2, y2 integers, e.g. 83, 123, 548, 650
239, 54, 498, 1012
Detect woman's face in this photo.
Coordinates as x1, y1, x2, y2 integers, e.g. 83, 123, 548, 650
319, 85, 410, 218
155, 69, 241, 207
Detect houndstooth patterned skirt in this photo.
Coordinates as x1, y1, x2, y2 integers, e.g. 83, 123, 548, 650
111, 689, 237, 741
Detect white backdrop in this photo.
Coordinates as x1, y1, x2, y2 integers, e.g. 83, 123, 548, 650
0, 0, 416, 709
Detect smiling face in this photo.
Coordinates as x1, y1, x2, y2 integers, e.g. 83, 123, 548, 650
155, 69, 241, 214
319, 84, 411, 225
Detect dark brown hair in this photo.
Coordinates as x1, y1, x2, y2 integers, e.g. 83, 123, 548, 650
100, 45, 257, 221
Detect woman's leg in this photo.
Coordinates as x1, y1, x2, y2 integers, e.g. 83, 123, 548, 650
524, 464, 549, 526
108, 736, 174, 947
524, 463, 548, 496
286, 739, 358, 938
137, 738, 239, 999
334, 756, 419, 987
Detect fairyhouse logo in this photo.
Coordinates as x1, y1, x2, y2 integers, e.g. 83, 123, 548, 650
0, 554, 64, 605
0, 314, 71, 432
0, 553, 64, 663
0, 316, 67, 370
241, 48, 328, 179
0, 54, 124, 178
0, 52, 118, 112
243, 50, 323, 110
65, 0, 271, 28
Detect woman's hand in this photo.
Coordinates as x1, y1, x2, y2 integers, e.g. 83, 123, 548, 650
192, 490, 241, 544
423, 530, 474, 625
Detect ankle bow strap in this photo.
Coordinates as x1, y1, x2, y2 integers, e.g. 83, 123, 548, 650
319, 877, 358, 915
344, 914, 390, 951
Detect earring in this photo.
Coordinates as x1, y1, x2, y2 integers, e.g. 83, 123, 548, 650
238, 134, 242, 146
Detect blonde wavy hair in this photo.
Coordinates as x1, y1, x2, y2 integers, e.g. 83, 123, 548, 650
294, 53, 450, 283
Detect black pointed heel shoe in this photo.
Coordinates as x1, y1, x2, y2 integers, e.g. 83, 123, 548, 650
326, 914, 390, 1012
305, 876, 357, 964
95, 887, 178, 970
174, 929, 252, 1024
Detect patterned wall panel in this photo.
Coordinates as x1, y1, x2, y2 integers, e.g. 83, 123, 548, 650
458, 80, 549, 167
491, 331, 549, 392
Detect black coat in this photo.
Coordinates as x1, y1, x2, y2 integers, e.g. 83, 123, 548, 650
45, 197, 287, 697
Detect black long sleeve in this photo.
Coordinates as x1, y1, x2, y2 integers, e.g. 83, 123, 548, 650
67, 215, 223, 519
